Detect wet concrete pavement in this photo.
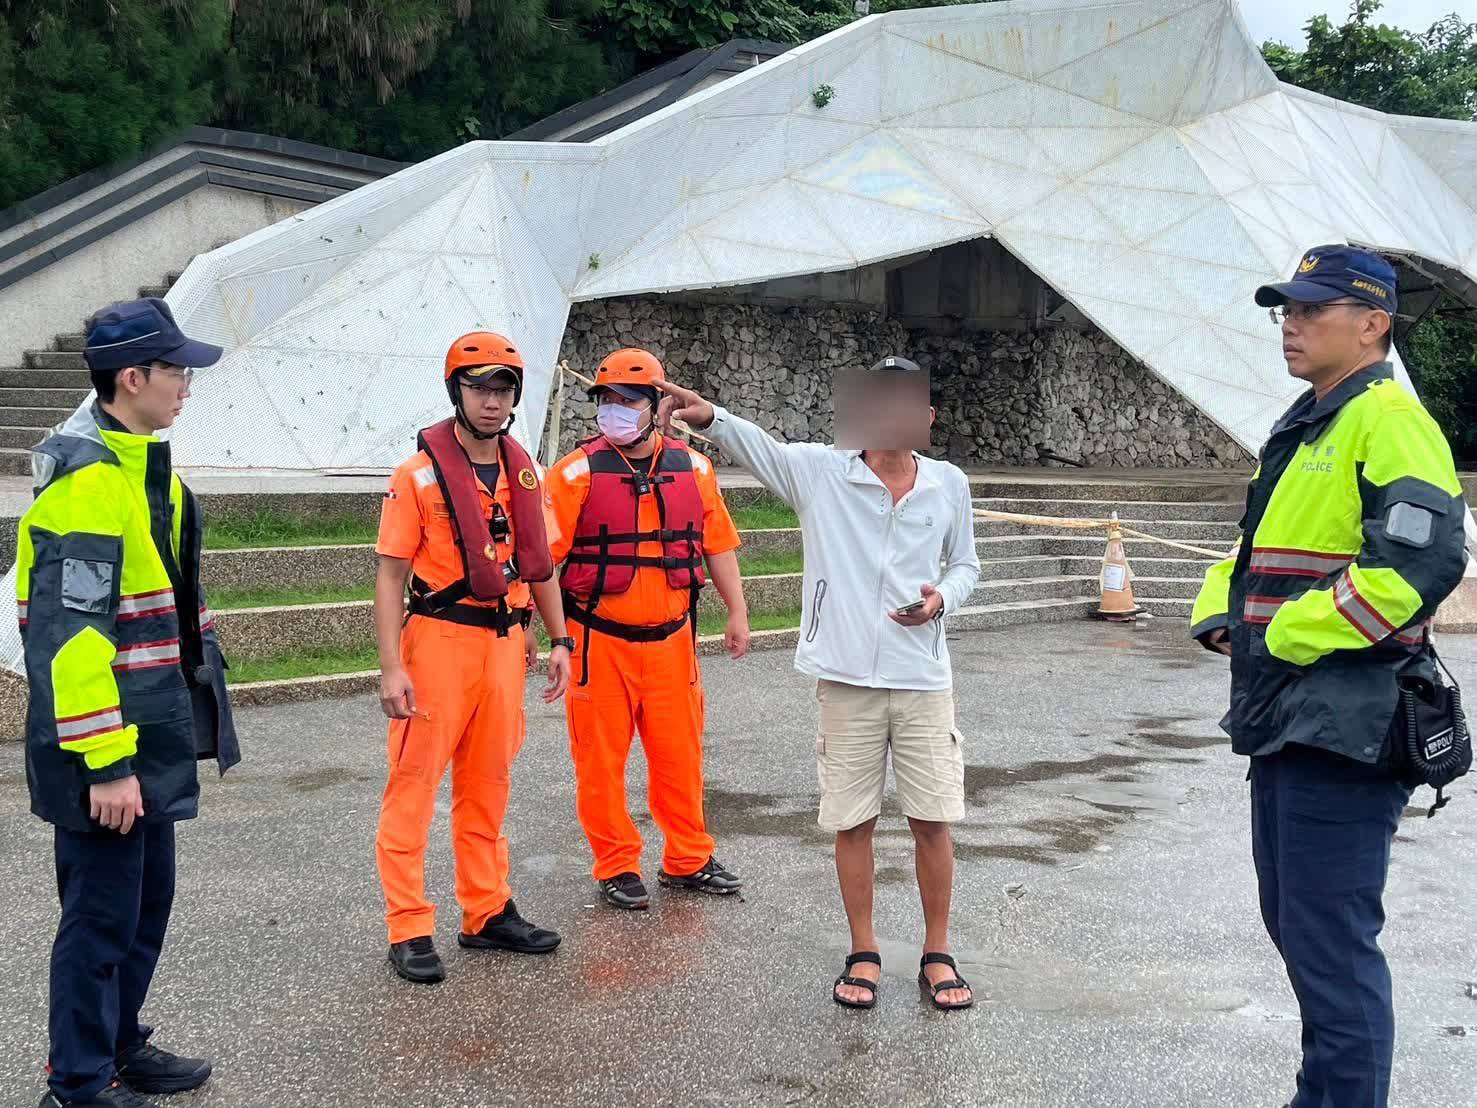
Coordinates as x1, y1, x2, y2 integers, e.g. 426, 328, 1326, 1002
1, 621, 1475, 1107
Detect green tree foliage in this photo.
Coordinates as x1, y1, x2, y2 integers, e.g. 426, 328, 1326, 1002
217, 0, 614, 160
0, 1, 228, 210
1265, 0, 1477, 466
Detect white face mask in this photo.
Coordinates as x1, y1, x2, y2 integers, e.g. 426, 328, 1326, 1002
597, 402, 650, 446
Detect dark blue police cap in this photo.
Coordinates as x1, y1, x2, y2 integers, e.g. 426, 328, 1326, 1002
1254, 245, 1397, 313
83, 298, 222, 373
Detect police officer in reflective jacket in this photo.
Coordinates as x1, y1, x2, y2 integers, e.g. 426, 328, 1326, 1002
1191, 246, 1468, 1108
17, 300, 240, 1108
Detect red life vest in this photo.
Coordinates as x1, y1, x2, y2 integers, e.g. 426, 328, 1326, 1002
559, 436, 707, 603
415, 418, 553, 605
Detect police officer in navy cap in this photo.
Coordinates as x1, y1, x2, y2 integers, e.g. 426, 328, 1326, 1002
19, 298, 240, 1107
1192, 246, 1468, 1108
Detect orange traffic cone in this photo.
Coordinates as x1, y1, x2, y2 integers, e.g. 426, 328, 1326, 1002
1095, 511, 1140, 622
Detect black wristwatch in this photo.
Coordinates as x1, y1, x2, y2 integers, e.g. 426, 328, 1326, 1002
549, 636, 576, 653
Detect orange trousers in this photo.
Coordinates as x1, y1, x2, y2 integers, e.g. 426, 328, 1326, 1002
375, 615, 526, 944
566, 619, 713, 881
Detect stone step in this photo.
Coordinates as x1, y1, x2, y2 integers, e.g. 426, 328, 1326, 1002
24, 350, 89, 372
968, 478, 1247, 503
207, 569, 1191, 663
0, 386, 91, 409
0, 367, 92, 389
0, 426, 48, 450
975, 497, 1242, 522
53, 333, 86, 353
973, 516, 1239, 541
976, 534, 1232, 560
0, 448, 32, 476
226, 603, 1190, 710
1057, 554, 1216, 580
0, 406, 72, 428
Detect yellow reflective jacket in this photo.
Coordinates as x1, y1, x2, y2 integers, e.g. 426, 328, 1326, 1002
17, 403, 239, 830
1191, 363, 1468, 761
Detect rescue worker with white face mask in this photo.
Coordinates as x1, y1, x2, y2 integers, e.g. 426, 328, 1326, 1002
544, 349, 750, 910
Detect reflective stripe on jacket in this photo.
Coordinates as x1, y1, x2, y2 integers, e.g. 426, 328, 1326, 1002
1190, 363, 1468, 761
17, 403, 240, 830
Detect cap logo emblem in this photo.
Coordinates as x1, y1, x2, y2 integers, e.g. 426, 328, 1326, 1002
518, 467, 538, 491
1298, 255, 1320, 274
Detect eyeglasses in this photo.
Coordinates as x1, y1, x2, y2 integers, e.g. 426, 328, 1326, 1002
136, 364, 193, 384
463, 383, 516, 400
1268, 300, 1366, 325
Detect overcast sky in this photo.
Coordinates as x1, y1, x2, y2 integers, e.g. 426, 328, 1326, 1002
1237, 0, 1476, 47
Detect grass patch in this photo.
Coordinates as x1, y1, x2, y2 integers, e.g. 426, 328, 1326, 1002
227, 644, 378, 685
729, 500, 799, 530
210, 582, 373, 610
736, 550, 803, 576
204, 498, 795, 551
205, 511, 377, 550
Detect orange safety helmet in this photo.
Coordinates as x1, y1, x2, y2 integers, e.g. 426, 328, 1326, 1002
445, 331, 524, 408
588, 347, 665, 400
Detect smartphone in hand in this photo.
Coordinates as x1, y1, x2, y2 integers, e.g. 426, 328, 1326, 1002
895, 599, 927, 617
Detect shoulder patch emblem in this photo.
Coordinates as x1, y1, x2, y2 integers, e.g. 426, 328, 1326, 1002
518, 467, 538, 491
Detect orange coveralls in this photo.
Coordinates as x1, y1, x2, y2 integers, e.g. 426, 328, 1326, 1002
544, 441, 741, 881
374, 450, 545, 943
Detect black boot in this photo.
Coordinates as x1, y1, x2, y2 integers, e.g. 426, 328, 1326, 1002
458, 899, 561, 954
599, 872, 650, 910
657, 856, 742, 895
388, 935, 446, 984
39, 1079, 156, 1107
114, 1040, 211, 1095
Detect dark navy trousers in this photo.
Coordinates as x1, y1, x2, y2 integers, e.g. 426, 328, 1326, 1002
49, 821, 177, 1101
1250, 745, 1410, 1108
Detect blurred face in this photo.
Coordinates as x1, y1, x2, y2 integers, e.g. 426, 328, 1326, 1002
834, 369, 934, 451
458, 369, 517, 434
117, 360, 192, 432
1274, 299, 1392, 384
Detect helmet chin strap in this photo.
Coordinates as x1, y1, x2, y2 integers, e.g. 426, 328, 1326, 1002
456, 407, 514, 441
449, 377, 514, 440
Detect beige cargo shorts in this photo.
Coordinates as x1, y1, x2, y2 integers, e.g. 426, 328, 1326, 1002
814, 678, 965, 833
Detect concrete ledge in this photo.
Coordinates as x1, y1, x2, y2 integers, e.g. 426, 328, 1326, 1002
205, 544, 376, 592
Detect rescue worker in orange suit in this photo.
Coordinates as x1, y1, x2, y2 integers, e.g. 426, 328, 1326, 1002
373, 331, 575, 984
545, 349, 750, 909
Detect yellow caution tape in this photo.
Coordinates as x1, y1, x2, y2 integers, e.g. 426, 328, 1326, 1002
973, 508, 1231, 559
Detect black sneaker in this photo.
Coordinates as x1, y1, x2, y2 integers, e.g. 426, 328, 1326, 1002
388, 935, 446, 984
115, 1040, 211, 1095
458, 899, 561, 954
39, 1078, 155, 1107
657, 856, 742, 895
599, 872, 650, 910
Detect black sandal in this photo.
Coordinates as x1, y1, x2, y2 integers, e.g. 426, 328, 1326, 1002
832, 951, 882, 1010
918, 952, 974, 1011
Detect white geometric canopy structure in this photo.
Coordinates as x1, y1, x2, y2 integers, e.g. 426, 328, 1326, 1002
161, 0, 1477, 471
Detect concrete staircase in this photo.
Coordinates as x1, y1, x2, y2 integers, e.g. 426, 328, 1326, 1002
0, 277, 180, 475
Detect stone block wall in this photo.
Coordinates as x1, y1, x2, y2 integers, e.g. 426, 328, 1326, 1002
550, 295, 1252, 468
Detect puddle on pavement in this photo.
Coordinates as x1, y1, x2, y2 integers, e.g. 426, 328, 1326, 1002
1139, 730, 1225, 750
965, 753, 1159, 799
705, 788, 828, 842
1053, 780, 1186, 814
283, 767, 373, 793
952, 813, 1130, 866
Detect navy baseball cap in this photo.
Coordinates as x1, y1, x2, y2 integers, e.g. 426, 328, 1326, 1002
83, 298, 223, 372
1254, 245, 1398, 313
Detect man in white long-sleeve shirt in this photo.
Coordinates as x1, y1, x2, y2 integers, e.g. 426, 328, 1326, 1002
655, 356, 981, 1012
